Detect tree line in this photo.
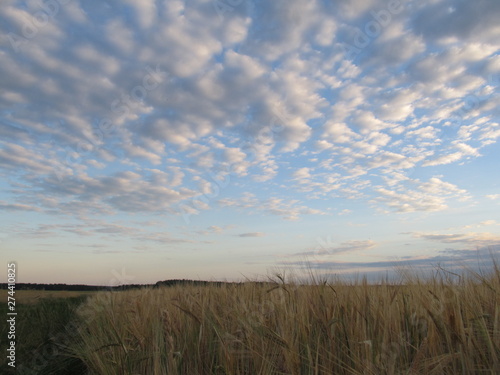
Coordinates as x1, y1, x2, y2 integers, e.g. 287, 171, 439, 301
0, 279, 249, 291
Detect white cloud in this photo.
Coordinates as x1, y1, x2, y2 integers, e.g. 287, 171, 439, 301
323, 122, 359, 143
0, 201, 41, 212
315, 19, 337, 46
480, 220, 498, 226
293, 167, 311, 180
371, 177, 469, 213
218, 193, 326, 221
407, 126, 438, 140
454, 142, 480, 156
422, 153, 463, 167
223, 147, 249, 176
412, 231, 500, 248
123, 0, 158, 29
238, 232, 265, 238
351, 110, 389, 134
486, 194, 500, 200
367, 151, 420, 170
293, 239, 377, 258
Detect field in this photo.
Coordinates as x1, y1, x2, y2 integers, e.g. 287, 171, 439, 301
2, 267, 500, 374
0, 289, 96, 304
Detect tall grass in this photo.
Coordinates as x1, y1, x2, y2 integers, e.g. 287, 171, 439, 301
72, 266, 500, 374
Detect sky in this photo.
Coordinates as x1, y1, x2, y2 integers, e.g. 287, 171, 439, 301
1, 0, 499, 286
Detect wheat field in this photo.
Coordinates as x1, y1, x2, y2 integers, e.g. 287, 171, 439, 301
70, 267, 500, 374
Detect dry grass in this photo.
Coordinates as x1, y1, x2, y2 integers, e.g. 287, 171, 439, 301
71, 267, 500, 374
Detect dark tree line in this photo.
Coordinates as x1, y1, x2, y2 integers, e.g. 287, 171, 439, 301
0, 279, 251, 291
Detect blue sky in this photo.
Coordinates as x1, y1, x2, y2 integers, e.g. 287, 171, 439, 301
1, 0, 499, 285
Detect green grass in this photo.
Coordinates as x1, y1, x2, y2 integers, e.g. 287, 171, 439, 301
0, 295, 89, 375
0, 290, 97, 305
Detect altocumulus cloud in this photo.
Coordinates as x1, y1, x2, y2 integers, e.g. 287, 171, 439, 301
1, 0, 499, 219
0, 0, 499, 282
237, 232, 266, 238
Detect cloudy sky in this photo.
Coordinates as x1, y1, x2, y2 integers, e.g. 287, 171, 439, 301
1, 0, 499, 285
